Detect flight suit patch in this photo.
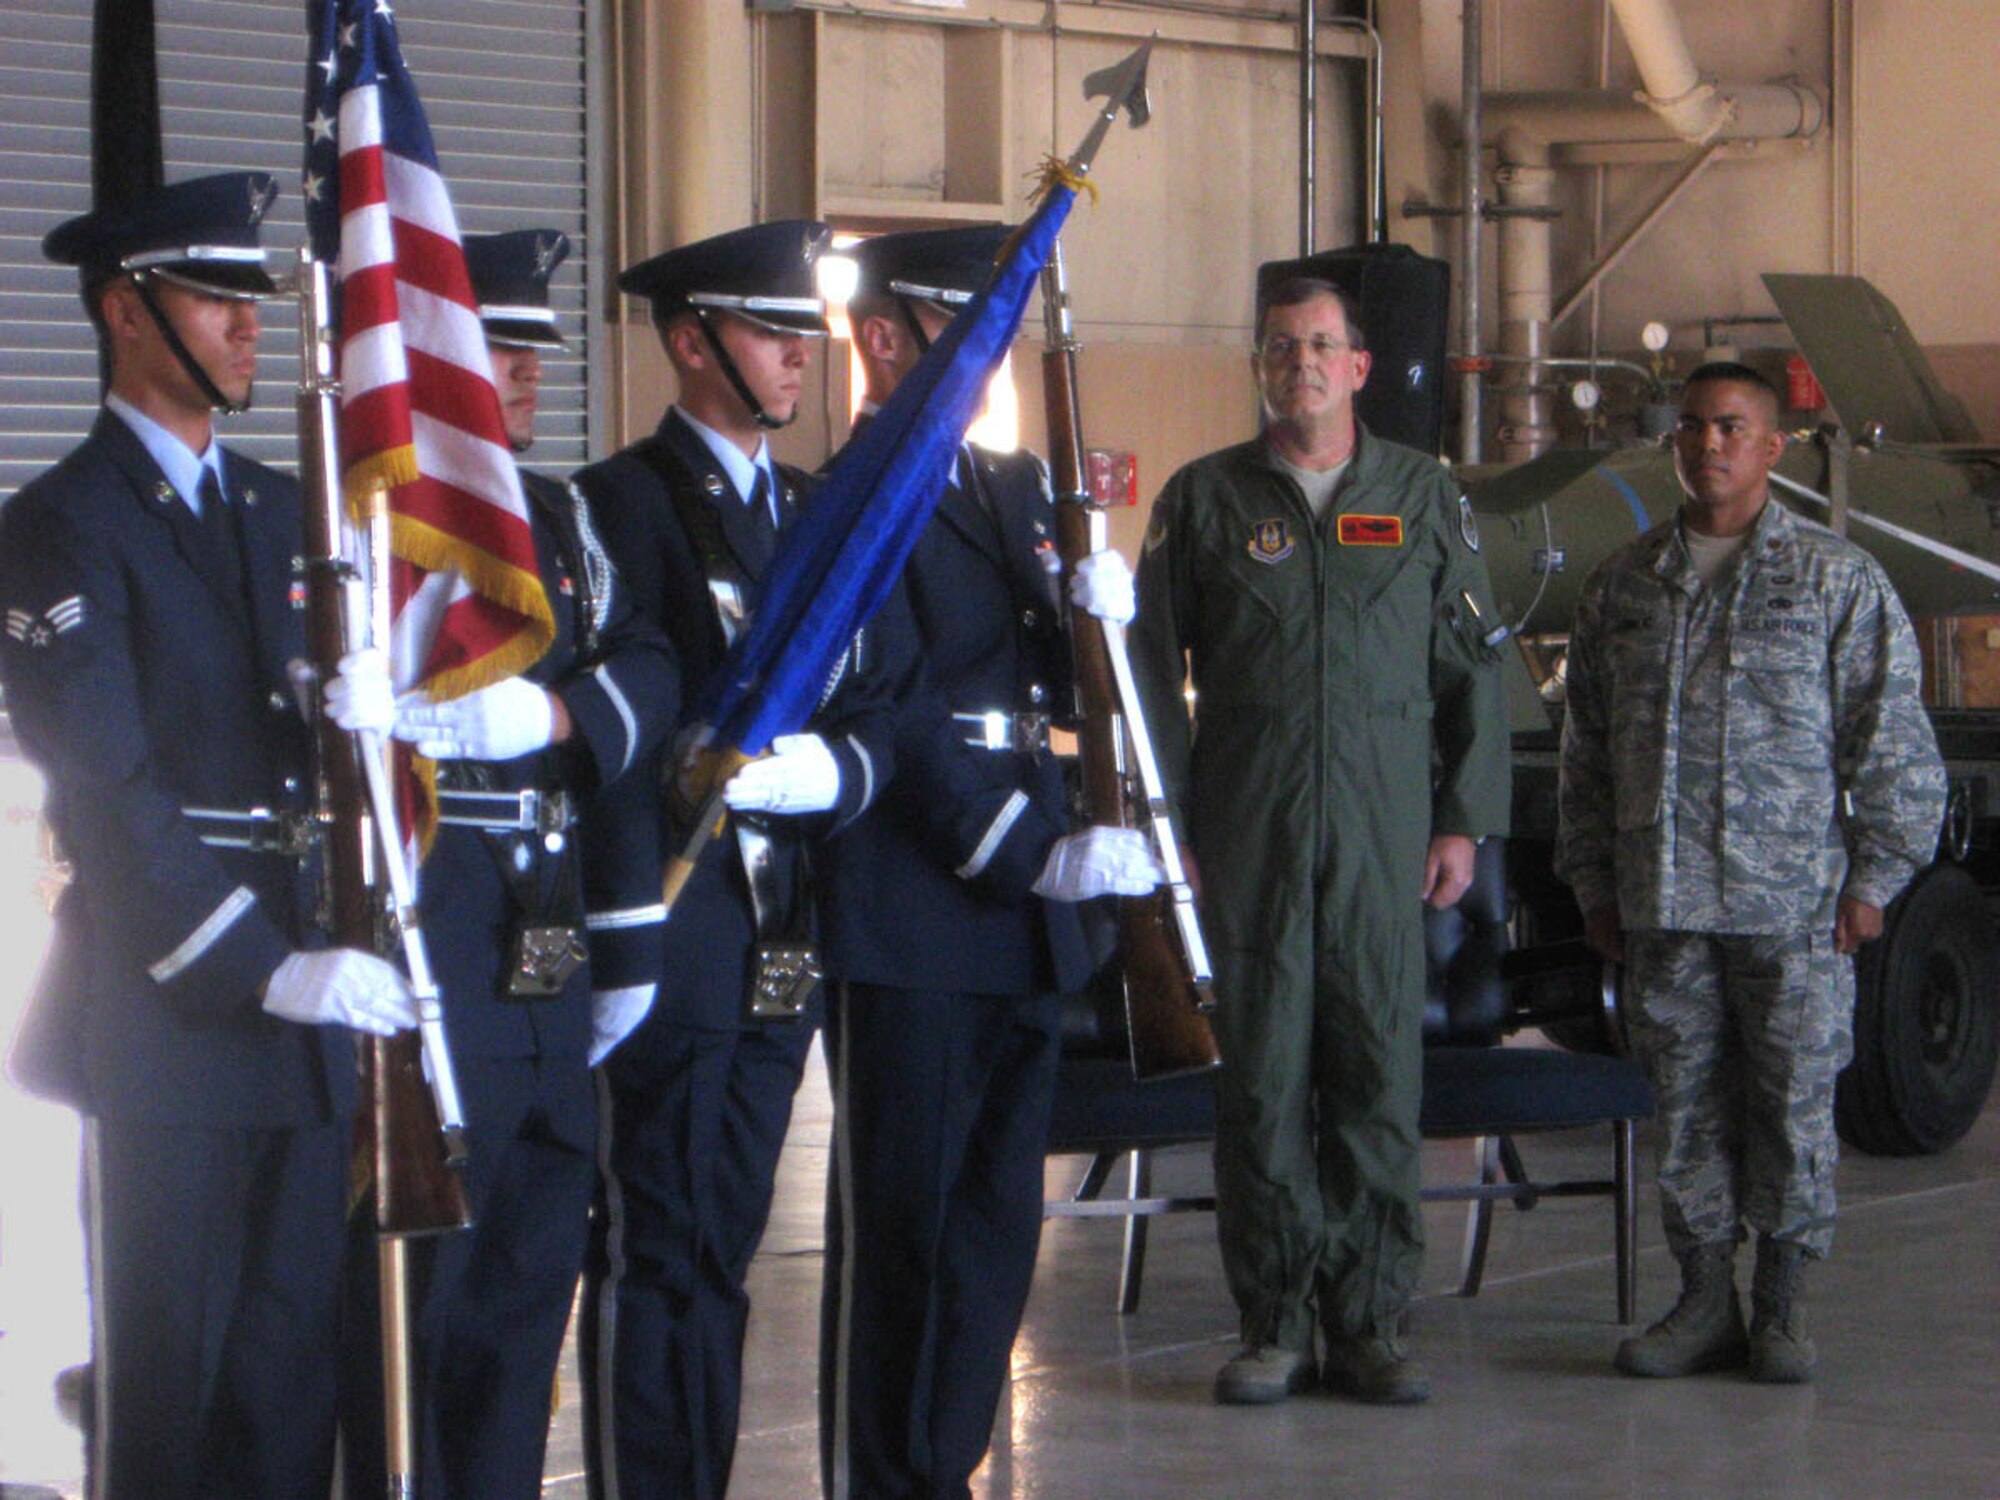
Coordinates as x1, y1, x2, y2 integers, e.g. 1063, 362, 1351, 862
1458, 495, 1480, 552
1144, 508, 1169, 554
1337, 513, 1403, 547
1246, 517, 1294, 565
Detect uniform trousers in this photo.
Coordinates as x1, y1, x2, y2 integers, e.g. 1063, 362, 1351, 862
341, 1055, 597, 1500
819, 984, 1061, 1500
86, 1116, 348, 1500
582, 1011, 817, 1500
1211, 896, 1427, 1353
1623, 928, 1853, 1258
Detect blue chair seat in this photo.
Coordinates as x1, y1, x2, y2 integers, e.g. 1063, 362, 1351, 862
1422, 1045, 1654, 1137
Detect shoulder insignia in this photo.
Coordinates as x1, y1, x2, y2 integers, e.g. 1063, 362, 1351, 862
7, 595, 84, 648
1144, 507, 1169, 555
1247, 517, 1294, 565
1337, 513, 1403, 547
1457, 494, 1480, 553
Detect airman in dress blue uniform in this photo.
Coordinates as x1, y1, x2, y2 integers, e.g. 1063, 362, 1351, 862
330, 228, 678, 1499
0, 172, 423, 1500
816, 225, 1160, 1500
571, 221, 905, 1500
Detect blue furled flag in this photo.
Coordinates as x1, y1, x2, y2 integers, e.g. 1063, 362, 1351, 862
701, 185, 1076, 753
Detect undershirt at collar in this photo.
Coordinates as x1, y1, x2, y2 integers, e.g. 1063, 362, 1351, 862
1269, 445, 1351, 520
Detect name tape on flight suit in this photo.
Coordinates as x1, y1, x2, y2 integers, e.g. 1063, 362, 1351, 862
1337, 514, 1403, 547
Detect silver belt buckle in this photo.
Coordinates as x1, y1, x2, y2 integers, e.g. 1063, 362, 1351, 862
955, 710, 1013, 751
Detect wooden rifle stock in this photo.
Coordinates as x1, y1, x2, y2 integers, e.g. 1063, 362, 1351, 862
294, 254, 471, 1238
1039, 250, 1219, 1082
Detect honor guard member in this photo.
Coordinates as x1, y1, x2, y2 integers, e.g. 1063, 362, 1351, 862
571, 220, 903, 1500
327, 228, 677, 1498
1129, 276, 1510, 1407
0, 173, 422, 1500
815, 225, 1160, 1500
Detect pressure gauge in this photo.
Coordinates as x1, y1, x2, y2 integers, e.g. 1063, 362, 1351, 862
1571, 378, 1602, 412
1640, 321, 1671, 353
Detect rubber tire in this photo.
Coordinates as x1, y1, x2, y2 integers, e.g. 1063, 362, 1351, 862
1837, 863, 2000, 1157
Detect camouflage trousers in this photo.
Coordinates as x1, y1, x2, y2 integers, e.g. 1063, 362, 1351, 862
1622, 929, 1853, 1258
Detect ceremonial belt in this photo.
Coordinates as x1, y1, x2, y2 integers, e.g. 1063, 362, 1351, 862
184, 788, 575, 851
183, 806, 318, 857
953, 710, 1051, 754
435, 787, 574, 839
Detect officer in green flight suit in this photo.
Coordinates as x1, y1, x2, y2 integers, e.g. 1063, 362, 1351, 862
1129, 275, 1510, 1407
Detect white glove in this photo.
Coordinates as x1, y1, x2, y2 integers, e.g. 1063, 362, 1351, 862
395, 676, 555, 761
324, 649, 397, 735
721, 733, 842, 815
262, 949, 420, 1036
1069, 549, 1136, 626
1031, 826, 1164, 902
589, 984, 656, 1067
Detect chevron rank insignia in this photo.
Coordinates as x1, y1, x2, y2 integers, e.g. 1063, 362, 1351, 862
6, 596, 84, 649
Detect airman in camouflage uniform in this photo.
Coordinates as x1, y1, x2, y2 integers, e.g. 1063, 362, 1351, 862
1556, 362, 1945, 1384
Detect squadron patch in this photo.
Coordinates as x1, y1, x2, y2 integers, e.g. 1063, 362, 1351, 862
1457, 495, 1480, 553
1337, 513, 1403, 547
1246, 517, 1294, 565
6, 596, 84, 648
1143, 508, 1169, 555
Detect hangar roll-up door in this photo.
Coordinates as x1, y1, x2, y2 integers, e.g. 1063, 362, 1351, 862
0, 0, 593, 501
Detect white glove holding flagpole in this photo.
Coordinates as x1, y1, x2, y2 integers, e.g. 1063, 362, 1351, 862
263, 949, 421, 1036
1069, 549, 1136, 625
323, 648, 396, 734
395, 677, 556, 762
1031, 826, 1163, 902
722, 733, 842, 815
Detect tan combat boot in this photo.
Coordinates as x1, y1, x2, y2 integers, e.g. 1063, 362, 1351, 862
1614, 1241, 1749, 1377
1747, 1237, 1817, 1384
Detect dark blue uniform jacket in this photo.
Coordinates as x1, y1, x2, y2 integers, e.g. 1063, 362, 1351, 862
817, 441, 1092, 998
1, 413, 341, 1126
423, 469, 678, 1060
572, 410, 903, 1031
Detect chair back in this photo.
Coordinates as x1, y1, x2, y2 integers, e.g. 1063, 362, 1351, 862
1423, 837, 1511, 1046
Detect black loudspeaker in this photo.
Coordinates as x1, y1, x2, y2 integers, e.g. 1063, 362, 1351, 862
1256, 243, 1451, 457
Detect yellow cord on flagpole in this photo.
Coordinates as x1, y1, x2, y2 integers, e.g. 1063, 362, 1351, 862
1027, 154, 1097, 207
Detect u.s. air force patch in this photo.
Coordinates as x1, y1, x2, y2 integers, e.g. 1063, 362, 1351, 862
1247, 517, 1293, 565
6, 596, 84, 649
1458, 495, 1480, 552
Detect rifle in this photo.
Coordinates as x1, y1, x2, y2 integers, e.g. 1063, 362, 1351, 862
1040, 224, 1220, 1080
293, 250, 471, 1497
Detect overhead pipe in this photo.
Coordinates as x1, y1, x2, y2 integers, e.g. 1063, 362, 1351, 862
1473, 0, 1823, 461
1300, 0, 1316, 255
1457, 0, 1483, 467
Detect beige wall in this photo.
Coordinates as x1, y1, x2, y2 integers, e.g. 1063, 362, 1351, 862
602, 0, 2000, 477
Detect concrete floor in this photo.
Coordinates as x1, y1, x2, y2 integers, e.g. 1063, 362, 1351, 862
10, 1029, 1996, 1500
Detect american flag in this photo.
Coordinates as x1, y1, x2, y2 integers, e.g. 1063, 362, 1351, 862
302, 0, 553, 847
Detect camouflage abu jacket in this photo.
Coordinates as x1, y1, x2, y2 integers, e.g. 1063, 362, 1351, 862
1555, 497, 1945, 934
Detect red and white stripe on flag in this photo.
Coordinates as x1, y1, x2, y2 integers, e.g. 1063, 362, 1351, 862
330, 76, 553, 849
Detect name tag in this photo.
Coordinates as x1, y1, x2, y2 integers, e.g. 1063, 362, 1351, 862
1338, 513, 1404, 547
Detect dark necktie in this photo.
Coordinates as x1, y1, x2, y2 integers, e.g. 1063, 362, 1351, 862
746, 466, 777, 563
197, 467, 245, 595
